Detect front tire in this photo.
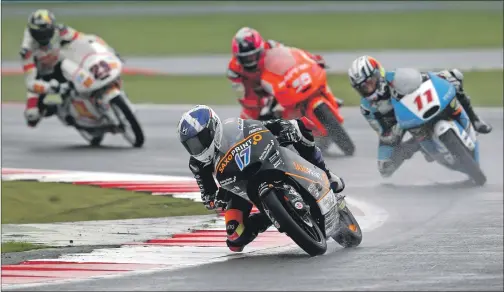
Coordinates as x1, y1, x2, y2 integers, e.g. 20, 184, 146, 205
313, 103, 355, 156
262, 189, 327, 256
110, 95, 145, 148
438, 129, 486, 186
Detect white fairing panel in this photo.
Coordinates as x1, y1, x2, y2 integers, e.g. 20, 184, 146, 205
400, 80, 441, 120
59, 38, 122, 94
434, 120, 476, 151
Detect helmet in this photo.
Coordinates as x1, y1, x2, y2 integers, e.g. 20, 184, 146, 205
27, 9, 56, 46
231, 27, 265, 71
348, 56, 386, 100
177, 105, 223, 164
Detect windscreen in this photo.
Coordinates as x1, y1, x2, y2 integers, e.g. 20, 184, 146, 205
217, 118, 245, 155
59, 37, 111, 65
263, 47, 297, 76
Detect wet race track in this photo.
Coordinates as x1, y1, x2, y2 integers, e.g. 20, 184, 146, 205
2, 104, 503, 291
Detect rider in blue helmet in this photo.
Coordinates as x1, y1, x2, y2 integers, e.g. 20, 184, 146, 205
177, 105, 345, 252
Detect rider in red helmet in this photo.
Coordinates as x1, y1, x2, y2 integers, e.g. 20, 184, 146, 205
226, 27, 343, 121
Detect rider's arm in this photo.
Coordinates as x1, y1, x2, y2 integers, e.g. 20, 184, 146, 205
261, 118, 315, 146
226, 59, 246, 98
20, 29, 54, 95
189, 156, 219, 197
360, 101, 403, 146
58, 24, 80, 46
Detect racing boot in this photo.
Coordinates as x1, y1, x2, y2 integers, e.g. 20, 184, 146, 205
325, 170, 346, 211
457, 92, 492, 134
226, 212, 272, 252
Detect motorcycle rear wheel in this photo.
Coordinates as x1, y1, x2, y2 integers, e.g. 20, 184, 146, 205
331, 203, 363, 248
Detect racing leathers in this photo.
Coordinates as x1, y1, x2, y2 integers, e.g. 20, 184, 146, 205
21, 24, 117, 127
360, 69, 491, 178
226, 40, 341, 121
188, 117, 345, 252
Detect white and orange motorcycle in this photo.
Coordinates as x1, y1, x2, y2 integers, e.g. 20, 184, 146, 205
57, 37, 144, 147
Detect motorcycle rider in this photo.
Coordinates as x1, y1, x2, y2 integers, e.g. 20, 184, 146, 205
227, 26, 344, 121
21, 9, 118, 128
348, 55, 493, 177
177, 105, 346, 252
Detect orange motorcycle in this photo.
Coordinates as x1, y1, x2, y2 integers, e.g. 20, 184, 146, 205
260, 47, 355, 156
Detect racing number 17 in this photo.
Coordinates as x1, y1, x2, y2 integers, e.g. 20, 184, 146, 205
414, 89, 433, 111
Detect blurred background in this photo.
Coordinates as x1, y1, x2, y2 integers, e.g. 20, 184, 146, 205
1, 0, 503, 107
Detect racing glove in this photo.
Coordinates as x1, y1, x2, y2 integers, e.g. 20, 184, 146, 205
277, 120, 302, 145
312, 54, 327, 69
202, 188, 227, 210
48, 79, 71, 96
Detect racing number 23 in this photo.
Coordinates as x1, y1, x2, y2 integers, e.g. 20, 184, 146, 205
413, 88, 433, 111
90, 60, 111, 80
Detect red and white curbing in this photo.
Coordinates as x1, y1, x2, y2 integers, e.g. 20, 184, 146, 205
1, 167, 388, 289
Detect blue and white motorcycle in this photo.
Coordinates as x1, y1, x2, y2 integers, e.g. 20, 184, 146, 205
390, 69, 486, 186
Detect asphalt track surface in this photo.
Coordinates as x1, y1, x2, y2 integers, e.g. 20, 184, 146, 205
3, 1, 501, 17
2, 105, 503, 291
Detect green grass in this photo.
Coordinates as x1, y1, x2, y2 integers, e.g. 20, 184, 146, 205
2, 70, 502, 107
1, 181, 212, 224
2, 10, 502, 59
1, 241, 52, 253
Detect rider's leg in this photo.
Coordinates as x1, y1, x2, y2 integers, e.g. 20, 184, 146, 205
377, 137, 420, 177
291, 119, 345, 199
437, 69, 492, 134
456, 92, 492, 134
225, 196, 271, 252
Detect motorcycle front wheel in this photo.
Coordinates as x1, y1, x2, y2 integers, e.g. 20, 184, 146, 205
313, 103, 355, 156
110, 95, 145, 148
262, 188, 327, 257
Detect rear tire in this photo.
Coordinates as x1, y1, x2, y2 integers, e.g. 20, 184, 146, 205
438, 129, 486, 186
263, 189, 327, 256
110, 95, 145, 148
313, 103, 355, 156
332, 204, 363, 248
78, 129, 104, 147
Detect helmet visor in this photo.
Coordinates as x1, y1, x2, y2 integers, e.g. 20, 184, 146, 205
30, 27, 54, 46
353, 75, 379, 97
237, 48, 261, 68
181, 122, 216, 156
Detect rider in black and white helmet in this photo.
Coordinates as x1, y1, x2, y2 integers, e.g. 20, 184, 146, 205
177, 105, 346, 252
348, 55, 492, 178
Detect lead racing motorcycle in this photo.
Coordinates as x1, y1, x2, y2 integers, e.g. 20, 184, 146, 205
215, 118, 362, 256
57, 37, 144, 147
391, 70, 486, 185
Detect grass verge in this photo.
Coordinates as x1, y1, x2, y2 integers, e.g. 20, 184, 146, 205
2, 70, 502, 107
1, 181, 212, 224
1, 241, 52, 253
2, 10, 502, 58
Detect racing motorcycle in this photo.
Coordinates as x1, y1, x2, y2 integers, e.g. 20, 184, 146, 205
215, 118, 362, 256
57, 37, 144, 147
259, 47, 355, 156
391, 71, 486, 185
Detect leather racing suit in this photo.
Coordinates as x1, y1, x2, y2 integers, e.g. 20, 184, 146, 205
226, 40, 338, 121
188, 118, 344, 252
360, 69, 488, 177
21, 24, 117, 127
